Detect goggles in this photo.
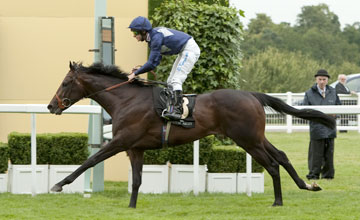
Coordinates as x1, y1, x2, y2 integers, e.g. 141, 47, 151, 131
132, 30, 141, 36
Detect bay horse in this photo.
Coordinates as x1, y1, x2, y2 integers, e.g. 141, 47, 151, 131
48, 62, 334, 208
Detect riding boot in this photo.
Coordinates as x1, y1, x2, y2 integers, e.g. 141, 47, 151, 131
163, 90, 183, 120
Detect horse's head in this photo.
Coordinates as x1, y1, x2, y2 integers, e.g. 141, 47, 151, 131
48, 61, 86, 115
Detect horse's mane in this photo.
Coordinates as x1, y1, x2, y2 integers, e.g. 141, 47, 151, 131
78, 62, 129, 79
75, 62, 149, 86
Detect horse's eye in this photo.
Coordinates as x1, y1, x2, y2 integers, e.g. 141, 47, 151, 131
62, 82, 67, 87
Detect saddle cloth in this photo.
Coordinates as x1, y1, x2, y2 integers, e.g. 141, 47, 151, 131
152, 87, 196, 128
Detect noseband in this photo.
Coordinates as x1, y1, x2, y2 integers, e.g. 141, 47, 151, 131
55, 94, 72, 109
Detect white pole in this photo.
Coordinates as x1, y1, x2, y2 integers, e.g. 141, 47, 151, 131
246, 153, 252, 197
31, 113, 37, 197
357, 93, 360, 133
286, 91, 292, 133
193, 140, 199, 196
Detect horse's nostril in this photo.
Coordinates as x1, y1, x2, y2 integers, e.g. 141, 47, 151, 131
47, 104, 52, 110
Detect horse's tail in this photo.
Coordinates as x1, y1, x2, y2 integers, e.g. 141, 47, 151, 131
250, 92, 336, 129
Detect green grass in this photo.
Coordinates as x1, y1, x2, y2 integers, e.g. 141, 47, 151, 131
0, 132, 360, 219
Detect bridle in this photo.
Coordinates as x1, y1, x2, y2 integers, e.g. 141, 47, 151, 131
55, 80, 132, 110
55, 94, 72, 109
54, 66, 165, 110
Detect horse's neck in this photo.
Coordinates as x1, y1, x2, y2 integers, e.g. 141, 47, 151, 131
83, 77, 148, 118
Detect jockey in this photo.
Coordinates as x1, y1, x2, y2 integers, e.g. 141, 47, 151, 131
128, 16, 201, 120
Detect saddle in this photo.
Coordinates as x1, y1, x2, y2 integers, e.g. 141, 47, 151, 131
152, 87, 196, 128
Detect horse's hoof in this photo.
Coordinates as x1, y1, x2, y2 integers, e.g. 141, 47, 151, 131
272, 201, 283, 207
311, 182, 322, 191
51, 184, 63, 192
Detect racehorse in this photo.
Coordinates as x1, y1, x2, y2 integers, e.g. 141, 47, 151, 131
48, 62, 335, 208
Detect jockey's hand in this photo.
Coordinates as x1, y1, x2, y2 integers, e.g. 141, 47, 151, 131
132, 67, 139, 73
128, 73, 136, 81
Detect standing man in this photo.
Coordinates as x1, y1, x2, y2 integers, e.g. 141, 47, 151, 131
335, 74, 356, 132
335, 74, 357, 95
303, 69, 341, 180
127, 16, 201, 120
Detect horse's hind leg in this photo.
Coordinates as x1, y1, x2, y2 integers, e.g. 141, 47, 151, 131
127, 149, 144, 208
235, 140, 283, 206
263, 138, 321, 191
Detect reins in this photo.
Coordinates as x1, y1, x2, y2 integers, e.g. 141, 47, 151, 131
84, 77, 167, 99
55, 76, 167, 109
84, 80, 132, 99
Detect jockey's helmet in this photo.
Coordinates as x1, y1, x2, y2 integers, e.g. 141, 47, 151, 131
128, 16, 152, 32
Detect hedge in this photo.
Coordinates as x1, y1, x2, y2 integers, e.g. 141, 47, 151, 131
207, 147, 264, 173
0, 142, 9, 173
148, 0, 229, 19
8, 132, 89, 165
151, 0, 244, 94
143, 136, 214, 165
143, 136, 264, 173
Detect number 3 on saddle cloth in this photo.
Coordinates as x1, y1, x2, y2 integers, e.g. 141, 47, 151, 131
152, 87, 196, 128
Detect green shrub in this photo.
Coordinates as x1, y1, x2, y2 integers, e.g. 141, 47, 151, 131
8, 132, 89, 165
143, 136, 214, 165
143, 148, 169, 165
151, 0, 244, 93
148, 0, 229, 19
207, 146, 264, 173
167, 136, 213, 164
0, 143, 9, 173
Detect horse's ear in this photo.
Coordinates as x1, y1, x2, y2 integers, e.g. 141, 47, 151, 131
69, 61, 74, 70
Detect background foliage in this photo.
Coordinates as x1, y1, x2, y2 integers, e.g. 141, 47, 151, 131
148, 0, 229, 20
239, 47, 360, 93
151, 0, 244, 93
0, 142, 8, 173
143, 136, 213, 165
207, 146, 263, 173
143, 136, 264, 172
7, 132, 89, 165
241, 3, 360, 92
148, 2, 360, 93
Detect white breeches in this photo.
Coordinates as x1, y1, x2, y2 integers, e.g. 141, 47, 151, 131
167, 38, 200, 91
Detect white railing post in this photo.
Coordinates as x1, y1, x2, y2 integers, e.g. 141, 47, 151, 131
193, 140, 199, 196
31, 113, 37, 197
246, 153, 252, 196
286, 92, 293, 133
357, 93, 360, 133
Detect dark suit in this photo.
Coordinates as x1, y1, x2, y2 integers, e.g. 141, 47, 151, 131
303, 84, 341, 180
335, 83, 350, 94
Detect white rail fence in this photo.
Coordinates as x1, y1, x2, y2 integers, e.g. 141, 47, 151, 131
266, 92, 360, 133
0, 104, 102, 196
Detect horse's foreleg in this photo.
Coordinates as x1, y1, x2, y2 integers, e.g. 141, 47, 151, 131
127, 149, 144, 208
51, 139, 125, 192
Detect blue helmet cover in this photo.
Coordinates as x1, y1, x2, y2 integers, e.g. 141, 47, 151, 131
129, 16, 152, 31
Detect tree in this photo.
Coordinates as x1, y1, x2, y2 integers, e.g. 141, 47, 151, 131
240, 48, 319, 93
242, 3, 360, 66
247, 13, 274, 35
151, 0, 243, 93
239, 47, 360, 93
296, 4, 341, 34
342, 22, 360, 46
